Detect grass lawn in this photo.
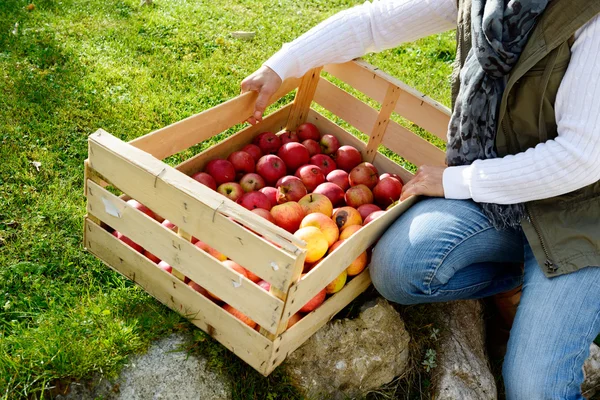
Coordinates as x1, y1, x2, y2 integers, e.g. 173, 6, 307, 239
0, 0, 455, 398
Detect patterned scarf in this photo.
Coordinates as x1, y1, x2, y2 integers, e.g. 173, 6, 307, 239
446, 0, 550, 229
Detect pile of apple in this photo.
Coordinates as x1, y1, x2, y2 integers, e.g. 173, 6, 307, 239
110, 122, 403, 331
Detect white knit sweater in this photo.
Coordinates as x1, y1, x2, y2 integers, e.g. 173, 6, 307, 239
264, 0, 600, 205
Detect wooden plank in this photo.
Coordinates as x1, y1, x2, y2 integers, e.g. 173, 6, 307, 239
86, 181, 285, 334
267, 267, 372, 373
84, 219, 274, 374
176, 103, 292, 176
88, 130, 305, 270
306, 109, 414, 183
281, 195, 418, 319
323, 60, 451, 142
313, 77, 377, 135
130, 77, 302, 160
365, 84, 401, 162
286, 67, 323, 131
382, 121, 446, 167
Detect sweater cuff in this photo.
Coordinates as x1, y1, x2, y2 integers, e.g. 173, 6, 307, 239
263, 44, 299, 82
442, 165, 473, 200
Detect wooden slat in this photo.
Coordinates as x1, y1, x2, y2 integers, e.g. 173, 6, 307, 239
382, 121, 446, 167
286, 67, 323, 131
84, 219, 274, 374
305, 109, 414, 183
365, 84, 401, 162
86, 181, 284, 334
266, 267, 372, 373
281, 195, 418, 319
176, 103, 292, 176
323, 60, 451, 142
130, 77, 302, 160
89, 129, 304, 254
313, 79, 445, 167
313, 77, 377, 135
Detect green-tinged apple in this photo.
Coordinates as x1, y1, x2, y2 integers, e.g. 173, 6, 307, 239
271, 201, 305, 233
217, 182, 244, 202
320, 134, 340, 155
239, 173, 266, 192
294, 226, 329, 263
333, 207, 363, 230
298, 193, 333, 217
300, 213, 339, 247
345, 184, 374, 208
326, 270, 347, 294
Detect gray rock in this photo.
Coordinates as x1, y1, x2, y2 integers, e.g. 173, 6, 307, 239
431, 300, 497, 400
284, 298, 410, 400
56, 333, 231, 400
583, 343, 600, 398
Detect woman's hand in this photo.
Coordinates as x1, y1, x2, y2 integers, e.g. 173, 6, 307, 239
400, 165, 447, 201
240, 66, 283, 125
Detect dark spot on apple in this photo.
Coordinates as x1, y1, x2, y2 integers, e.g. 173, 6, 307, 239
335, 211, 348, 228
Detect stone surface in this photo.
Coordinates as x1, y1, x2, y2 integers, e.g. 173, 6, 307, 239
583, 343, 600, 398
56, 333, 231, 400
284, 297, 410, 400
431, 300, 497, 400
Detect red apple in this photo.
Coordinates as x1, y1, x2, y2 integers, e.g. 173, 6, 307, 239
241, 144, 263, 162
349, 162, 379, 189
299, 287, 326, 313
161, 219, 177, 232
227, 151, 255, 178
257, 280, 271, 291
253, 132, 281, 154
205, 159, 236, 185
217, 182, 244, 202
270, 201, 305, 233
320, 134, 340, 155
188, 281, 209, 297
326, 169, 350, 191
345, 184, 374, 208
297, 122, 321, 141
310, 154, 337, 177
191, 172, 217, 191
334, 146, 362, 172
223, 304, 256, 328
194, 240, 227, 261
357, 204, 382, 221
143, 250, 161, 263
113, 230, 143, 253
279, 130, 299, 145
259, 186, 278, 206
277, 178, 308, 203
287, 313, 303, 329
313, 182, 345, 207
256, 155, 287, 185
277, 142, 310, 173
364, 210, 386, 225
238, 191, 272, 211
239, 173, 266, 192
302, 139, 321, 157
295, 164, 325, 192
252, 208, 276, 224
126, 199, 155, 220
158, 261, 172, 273
276, 175, 302, 188
373, 177, 403, 208
380, 173, 404, 185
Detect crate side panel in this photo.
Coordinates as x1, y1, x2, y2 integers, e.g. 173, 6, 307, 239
86, 181, 284, 334
84, 219, 273, 373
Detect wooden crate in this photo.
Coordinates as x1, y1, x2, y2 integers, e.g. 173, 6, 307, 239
83, 59, 450, 376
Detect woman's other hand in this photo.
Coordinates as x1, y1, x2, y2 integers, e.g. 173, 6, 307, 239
240, 66, 282, 125
400, 165, 447, 201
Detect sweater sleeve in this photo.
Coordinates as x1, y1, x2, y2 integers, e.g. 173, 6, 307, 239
443, 14, 600, 204
264, 0, 457, 81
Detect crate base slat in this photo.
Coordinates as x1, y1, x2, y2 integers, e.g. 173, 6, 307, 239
84, 218, 274, 375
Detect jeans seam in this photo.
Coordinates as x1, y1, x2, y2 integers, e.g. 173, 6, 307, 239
563, 307, 600, 397
424, 225, 495, 295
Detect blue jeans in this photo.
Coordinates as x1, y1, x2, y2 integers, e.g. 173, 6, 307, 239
370, 198, 600, 399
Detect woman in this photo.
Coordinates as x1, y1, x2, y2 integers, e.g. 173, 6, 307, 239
241, 0, 600, 398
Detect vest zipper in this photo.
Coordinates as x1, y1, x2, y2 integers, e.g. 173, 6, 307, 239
526, 207, 557, 273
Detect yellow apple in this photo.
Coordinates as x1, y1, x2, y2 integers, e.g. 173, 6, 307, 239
339, 224, 362, 240
294, 226, 329, 263
298, 193, 333, 217
346, 251, 368, 276
332, 206, 362, 230
326, 270, 347, 294
300, 213, 339, 247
